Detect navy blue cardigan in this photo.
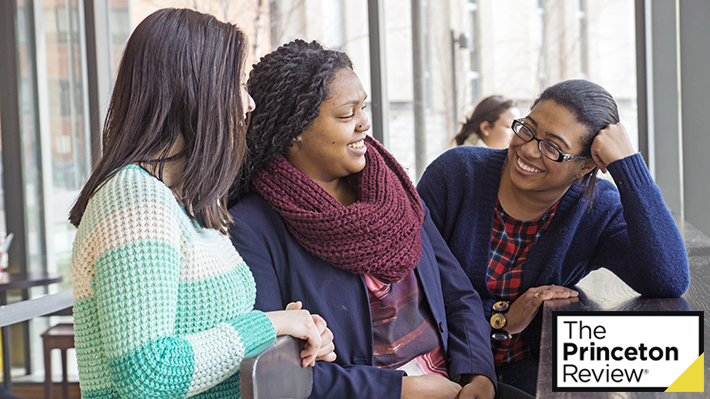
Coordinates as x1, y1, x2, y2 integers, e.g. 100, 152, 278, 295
229, 193, 497, 399
417, 147, 690, 355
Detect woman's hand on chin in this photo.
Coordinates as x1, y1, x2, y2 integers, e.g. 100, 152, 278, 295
506, 285, 578, 334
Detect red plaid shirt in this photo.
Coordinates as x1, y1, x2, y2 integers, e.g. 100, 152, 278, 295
486, 198, 558, 366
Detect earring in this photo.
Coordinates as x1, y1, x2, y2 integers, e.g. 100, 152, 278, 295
578, 172, 585, 178
359, 124, 363, 129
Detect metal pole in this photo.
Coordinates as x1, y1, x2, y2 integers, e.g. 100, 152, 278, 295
84, 0, 114, 167
450, 30, 458, 130
367, 0, 389, 148
412, 0, 426, 179
634, 0, 649, 165
0, 0, 24, 391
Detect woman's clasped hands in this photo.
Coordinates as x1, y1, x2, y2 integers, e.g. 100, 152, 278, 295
401, 374, 495, 399
265, 301, 337, 367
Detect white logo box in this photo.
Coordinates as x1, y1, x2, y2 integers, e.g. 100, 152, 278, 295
552, 311, 703, 392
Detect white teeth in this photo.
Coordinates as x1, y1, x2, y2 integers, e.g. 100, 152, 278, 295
348, 140, 364, 149
517, 157, 541, 173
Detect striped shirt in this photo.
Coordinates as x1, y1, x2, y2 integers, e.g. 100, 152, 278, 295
366, 271, 448, 377
71, 165, 276, 398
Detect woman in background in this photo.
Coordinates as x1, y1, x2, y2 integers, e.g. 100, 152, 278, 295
229, 39, 499, 399
69, 9, 333, 398
419, 79, 689, 395
454, 95, 520, 149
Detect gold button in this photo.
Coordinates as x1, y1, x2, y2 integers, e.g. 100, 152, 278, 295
492, 301, 510, 313
490, 313, 507, 329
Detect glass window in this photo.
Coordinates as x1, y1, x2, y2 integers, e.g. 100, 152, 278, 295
537, 0, 547, 91
14, 0, 94, 382
110, 0, 130, 75
10, 0, 52, 382
39, 0, 92, 289
470, 0, 636, 150
468, 0, 480, 104
17, 0, 46, 275
10, 0, 132, 383
104, 0, 639, 188
260, 0, 637, 178
579, 0, 588, 78
422, 0, 431, 110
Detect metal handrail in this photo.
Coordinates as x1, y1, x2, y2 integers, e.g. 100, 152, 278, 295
0, 289, 73, 328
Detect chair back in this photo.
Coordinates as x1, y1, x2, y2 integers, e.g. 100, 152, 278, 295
240, 336, 313, 399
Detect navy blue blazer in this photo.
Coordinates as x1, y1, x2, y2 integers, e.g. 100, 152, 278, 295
229, 192, 497, 399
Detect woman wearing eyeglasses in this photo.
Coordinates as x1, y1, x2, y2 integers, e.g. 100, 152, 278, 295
417, 79, 689, 395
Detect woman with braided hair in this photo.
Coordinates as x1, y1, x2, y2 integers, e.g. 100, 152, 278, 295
228, 40, 503, 399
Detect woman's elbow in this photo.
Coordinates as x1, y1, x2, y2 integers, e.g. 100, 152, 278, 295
642, 270, 689, 298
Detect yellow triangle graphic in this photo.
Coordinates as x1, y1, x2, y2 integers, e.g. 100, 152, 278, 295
665, 353, 704, 392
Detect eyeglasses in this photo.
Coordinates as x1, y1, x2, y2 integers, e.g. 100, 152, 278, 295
511, 119, 589, 163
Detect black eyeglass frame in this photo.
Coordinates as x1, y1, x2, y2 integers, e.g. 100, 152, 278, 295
511, 119, 589, 163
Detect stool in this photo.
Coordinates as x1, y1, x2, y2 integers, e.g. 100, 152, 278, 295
41, 323, 75, 399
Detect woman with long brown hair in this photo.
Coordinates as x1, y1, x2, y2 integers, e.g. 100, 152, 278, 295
454, 95, 519, 149
69, 9, 333, 398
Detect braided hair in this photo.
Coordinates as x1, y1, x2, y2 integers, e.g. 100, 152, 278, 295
229, 40, 353, 206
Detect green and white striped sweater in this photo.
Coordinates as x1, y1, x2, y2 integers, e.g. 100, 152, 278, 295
71, 165, 276, 398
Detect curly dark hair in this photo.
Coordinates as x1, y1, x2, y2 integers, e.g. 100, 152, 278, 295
228, 39, 353, 206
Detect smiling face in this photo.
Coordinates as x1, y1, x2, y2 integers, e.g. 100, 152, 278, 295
285, 68, 370, 187
482, 107, 520, 149
505, 100, 596, 200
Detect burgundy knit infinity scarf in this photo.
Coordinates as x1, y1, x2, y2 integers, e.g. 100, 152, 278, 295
252, 136, 424, 282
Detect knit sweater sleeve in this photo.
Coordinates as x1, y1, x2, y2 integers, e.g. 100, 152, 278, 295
595, 154, 689, 297
71, 167, 276, 398
417, 148, 463, 242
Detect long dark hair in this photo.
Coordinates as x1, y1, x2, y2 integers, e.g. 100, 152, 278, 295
454, 95, 517, 146
228, 39, 353, 206
69, 8, 249, 234
533, 79, 620, 202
